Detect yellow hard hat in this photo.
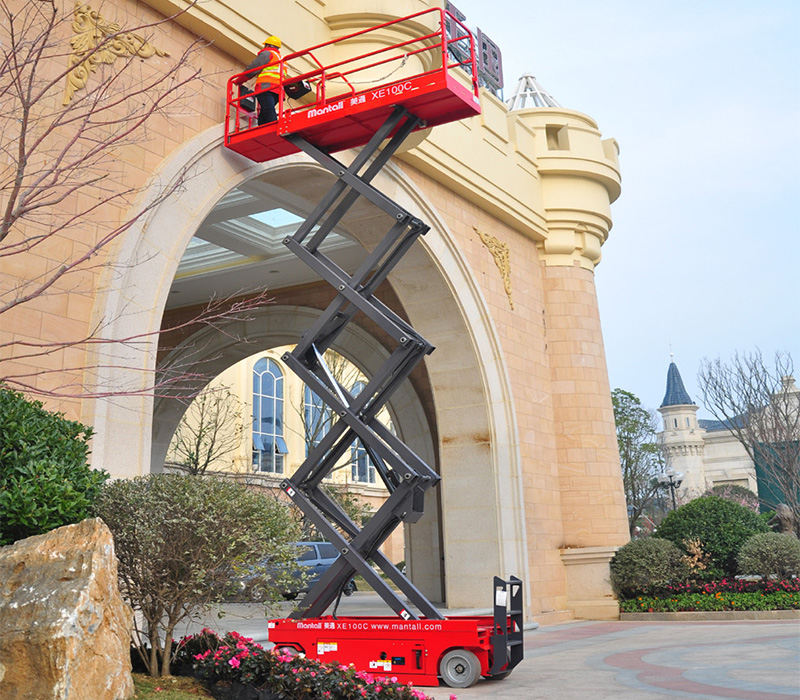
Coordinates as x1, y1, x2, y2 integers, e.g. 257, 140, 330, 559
263, 36, 281, 49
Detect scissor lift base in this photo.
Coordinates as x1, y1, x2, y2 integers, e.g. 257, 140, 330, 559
268, 614, 517, 687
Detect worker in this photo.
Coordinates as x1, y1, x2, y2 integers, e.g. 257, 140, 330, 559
244, 36, 285, 126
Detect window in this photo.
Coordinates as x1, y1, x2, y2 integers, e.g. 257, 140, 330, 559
252, 358, 287, 473
317, 543, 337, 559
297, 545, 315, 561
350, 381, 377, 484
304, 385, 334, 456
546, 124, 569, 150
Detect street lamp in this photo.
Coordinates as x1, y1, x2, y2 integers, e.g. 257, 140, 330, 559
658, 471, 684, 511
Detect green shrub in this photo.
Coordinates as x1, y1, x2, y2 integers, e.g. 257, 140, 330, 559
654, 496, 769, 576
609, 537, 689, 597
737, 532, 800, 579
620, 590, 800, 613
0, 386, 108, 545
95, 474, 299, 677
190, 630, 436, 700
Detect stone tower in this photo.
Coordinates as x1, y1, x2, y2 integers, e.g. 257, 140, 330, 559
657, 361, 706, 495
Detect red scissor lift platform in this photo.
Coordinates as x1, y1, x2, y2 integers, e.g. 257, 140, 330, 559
223, 10, 525, 689
225, 8, 481, 162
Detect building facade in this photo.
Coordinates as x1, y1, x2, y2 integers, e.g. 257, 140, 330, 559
1, 0, 629, 622
658, 361, 756, 498
657, 360, 799, 507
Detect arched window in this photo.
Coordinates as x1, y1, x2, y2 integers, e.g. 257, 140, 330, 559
252, 358, 287, 473
350, 381, 376, 484
304, 385, 334, 457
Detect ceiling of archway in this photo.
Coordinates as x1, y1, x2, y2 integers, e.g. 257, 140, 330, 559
167, 178, 364, 309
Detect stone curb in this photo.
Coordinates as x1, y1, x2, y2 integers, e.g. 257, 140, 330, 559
620, 610, 800, 621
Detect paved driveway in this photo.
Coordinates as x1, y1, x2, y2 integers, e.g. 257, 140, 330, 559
451, 619, 799, 700
179, 597, 800, 700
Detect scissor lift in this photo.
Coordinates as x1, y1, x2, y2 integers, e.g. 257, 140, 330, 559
224, 9, 524, 688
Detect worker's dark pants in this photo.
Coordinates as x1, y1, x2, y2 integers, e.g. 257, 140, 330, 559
256, 90, 279, 125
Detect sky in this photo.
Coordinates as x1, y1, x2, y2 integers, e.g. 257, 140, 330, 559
451, 0, 800, 418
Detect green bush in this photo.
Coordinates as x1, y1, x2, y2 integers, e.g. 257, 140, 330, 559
609, 537, 689, 597
654, 496, 769, 576
737, 532, 800, 579
94, 474, 299, 677
0, 386, 108, 545
190, 629, 436, 700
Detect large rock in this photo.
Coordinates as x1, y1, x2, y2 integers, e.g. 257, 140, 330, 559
0, 518, 134, 700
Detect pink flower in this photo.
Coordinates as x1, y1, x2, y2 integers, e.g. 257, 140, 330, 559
229, 657, 241, 668
450, 695, 459, 700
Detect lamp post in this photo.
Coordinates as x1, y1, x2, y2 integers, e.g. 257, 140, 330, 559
658, 471, 684, 511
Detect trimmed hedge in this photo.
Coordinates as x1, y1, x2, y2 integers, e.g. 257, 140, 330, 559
609, 537, 688, 597
653, 496, 769, 576
737, 532, 800, 579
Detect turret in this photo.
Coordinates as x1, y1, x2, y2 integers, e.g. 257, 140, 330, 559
657, 361, 706, 496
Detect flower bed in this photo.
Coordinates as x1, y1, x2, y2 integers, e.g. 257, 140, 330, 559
619, 578, 800, 613
176, 630, 457, 700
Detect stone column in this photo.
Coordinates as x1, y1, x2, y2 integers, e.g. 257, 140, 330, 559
518, 108, 629, 617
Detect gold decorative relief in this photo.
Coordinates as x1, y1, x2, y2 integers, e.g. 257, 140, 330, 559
474, 226, 514, 310
63, 3, 169, 105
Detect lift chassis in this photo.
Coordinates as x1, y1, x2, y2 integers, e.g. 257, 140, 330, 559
223, 10, 526, 688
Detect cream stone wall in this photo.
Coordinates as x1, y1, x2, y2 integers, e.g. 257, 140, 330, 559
1, 0, 630, 622
702, 433, 756, 493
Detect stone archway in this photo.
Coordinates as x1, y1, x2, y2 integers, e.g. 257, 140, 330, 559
150, 304, 435, 475
90, 124, 529, 607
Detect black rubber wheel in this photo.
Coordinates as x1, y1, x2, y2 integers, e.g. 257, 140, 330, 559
484, 669, 512, 681
439, 649, 481, 688
342, 580, 356, 597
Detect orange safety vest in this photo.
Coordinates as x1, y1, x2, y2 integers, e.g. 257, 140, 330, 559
255, 47, 284, 90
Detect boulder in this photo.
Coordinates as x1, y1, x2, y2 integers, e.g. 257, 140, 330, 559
0, 518, 134, 700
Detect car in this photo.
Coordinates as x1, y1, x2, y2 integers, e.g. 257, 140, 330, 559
241, 541, 357, 602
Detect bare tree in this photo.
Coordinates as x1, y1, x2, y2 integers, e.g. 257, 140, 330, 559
0, 0, 269, 399
612, 388, 666, 537
167, 385, 244, 475
698, 350, 800, 520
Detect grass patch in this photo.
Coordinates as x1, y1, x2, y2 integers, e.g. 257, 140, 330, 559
132, 673, 213, 699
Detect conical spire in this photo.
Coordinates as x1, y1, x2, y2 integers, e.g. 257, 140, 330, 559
505, 73, 561, 111
660, 362, 695, 407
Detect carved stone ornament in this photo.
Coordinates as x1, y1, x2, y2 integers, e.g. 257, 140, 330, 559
474, 226, 514, 309
63, 3, 169, 105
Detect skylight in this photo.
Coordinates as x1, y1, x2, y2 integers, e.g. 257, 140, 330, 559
251, 208, 304, 228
